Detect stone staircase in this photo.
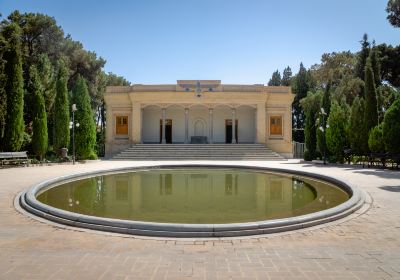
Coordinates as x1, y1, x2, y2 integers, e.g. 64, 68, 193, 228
112, 144, 286, 161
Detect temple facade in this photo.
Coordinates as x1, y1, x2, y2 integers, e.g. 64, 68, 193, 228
104, 80, 295, 158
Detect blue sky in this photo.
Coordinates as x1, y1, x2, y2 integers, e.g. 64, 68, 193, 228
1, 0, 398, 84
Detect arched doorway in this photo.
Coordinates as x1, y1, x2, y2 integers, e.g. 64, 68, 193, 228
194, 119, 206, 136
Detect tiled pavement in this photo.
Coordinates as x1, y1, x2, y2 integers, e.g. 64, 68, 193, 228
0, 160, 399, 280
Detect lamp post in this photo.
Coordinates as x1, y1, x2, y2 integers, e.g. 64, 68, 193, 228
319, 108, 328, 165
70, 104, 80, 164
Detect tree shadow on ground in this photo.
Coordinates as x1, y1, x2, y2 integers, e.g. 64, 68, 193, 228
281, 162, 400, 179
379, 186, 400, 192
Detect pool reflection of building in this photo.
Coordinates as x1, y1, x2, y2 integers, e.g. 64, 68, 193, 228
102, 171, 315, 222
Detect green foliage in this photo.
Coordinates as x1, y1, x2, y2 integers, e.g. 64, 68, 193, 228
368, 124, 385, 153
310, 52, 357, 87
53, 60, 70, 151
106, 72, 131, 86
268, 70, 282, 86
386, 0, 400, 27
377, 84, 399, 123
0, 34, 7, 141
2, 23, 25, 151
363, 57, 378, 138
281, 66, 292, 86
292, 63, 314, 142
370, 44, 381, 86
300, 91, 322, 160
356, 34, 370, 80
383, 96, 400, 153
326, 102, 349, 162
375, 43, 400, 87
72, 75, 96, 159
332, 75, 364, 105
29, 65, 48, 159
348, 97, 368, 155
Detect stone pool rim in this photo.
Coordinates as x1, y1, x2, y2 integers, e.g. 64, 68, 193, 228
19, 164, 365, 237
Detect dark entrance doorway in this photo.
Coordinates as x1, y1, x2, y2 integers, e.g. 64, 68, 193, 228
225, 119, 238, 143
160, 119, 172, 143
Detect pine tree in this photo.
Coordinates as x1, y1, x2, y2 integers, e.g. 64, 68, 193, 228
72, 75, 96, 159
348, 97, 368, 154
3, 23, 25, 151
54, 60, 70, 152
268, 70, 282, 86
29, 65, 48, 160
281, 66, 292, 86
356, 34, 370, 81
363, 57, 378, 139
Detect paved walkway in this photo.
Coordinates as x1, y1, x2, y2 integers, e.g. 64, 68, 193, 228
0, 160, 399, 280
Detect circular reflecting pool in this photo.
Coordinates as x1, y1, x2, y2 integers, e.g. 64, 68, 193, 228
36, 168, 349, 224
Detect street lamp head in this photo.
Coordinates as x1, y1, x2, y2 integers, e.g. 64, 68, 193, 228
72, 104, 77, 112
76, 123, 80, 128
320, 107, 326, 115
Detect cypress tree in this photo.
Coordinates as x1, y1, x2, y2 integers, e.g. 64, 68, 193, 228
348, 97, 368, 155
370, 42, 381, 87
0, 34, 7, 142
300, 91, 322, 160
292, 63, 311, 142
72, 75, 96, 159
29, 65, 48, 160
54, 60, 70, 152
268, 70, 282, 86
326, 102, 349, 162
383, 96, 400, 153
356, 34, 370, 81
3, 23, 25, 151
363, 57, 378, 138
281, 66, 292, 86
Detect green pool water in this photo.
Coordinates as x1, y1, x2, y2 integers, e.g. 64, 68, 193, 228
37, 168, 349, 224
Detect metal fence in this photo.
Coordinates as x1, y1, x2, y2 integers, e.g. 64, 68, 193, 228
292, 141, 306, 159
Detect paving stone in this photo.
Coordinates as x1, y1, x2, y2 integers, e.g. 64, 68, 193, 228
0, 160, 399, 279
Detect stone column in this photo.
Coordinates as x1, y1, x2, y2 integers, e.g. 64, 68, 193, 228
231, 108, 237, 144
184, 108, 189, 144
254, 108, 257, 144
209, 108, 213, 144
132, 102, 141, 144
161, 108, 166, 144
140, 108, 144, 144
256, 103, 266, 144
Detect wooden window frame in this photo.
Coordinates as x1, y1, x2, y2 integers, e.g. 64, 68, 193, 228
116, 115, 129, 135
269, 115, 283, 137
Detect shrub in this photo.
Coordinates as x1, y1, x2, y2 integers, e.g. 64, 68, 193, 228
368, 124, 385, 153
383, 96, 400, 153
326, 102, 349, 163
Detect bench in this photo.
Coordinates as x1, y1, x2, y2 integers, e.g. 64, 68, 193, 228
0, 151, 30, 166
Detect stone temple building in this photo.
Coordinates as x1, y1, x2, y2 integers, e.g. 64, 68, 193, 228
104, 80, 294, 159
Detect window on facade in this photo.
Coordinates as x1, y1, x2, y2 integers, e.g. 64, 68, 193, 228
116, 116, 128, 135
270, 116, 283, 136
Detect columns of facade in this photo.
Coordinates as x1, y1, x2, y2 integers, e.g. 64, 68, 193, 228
161, 108, 166, 144
254, 108, 257, 144
132, 102, 141, 144
140, 108, 144, 144
184, 108, 189, 144
209, 108, 213, 144
256, 103, 266, 144
231, 108, 237, 144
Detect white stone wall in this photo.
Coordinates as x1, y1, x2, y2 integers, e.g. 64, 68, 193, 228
142, 105, 255, 143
